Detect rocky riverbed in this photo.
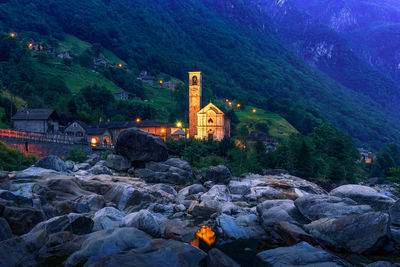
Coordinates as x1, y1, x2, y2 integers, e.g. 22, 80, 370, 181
0, 128, 400, 266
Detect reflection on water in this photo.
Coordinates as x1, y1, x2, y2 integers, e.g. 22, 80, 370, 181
190, 225, 216, 247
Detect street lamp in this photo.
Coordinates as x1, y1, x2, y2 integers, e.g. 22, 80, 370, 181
252, 108, 257, 113
136, 118, 141, 123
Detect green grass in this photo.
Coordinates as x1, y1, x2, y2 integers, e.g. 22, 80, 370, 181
34, 58, 124, 93
215, 100, 298, 140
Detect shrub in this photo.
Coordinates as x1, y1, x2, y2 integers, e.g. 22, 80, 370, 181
0, 142, 38, 171
66, 147, 87, 162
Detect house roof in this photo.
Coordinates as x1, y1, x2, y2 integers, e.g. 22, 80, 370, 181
65, 120, 89, 131
171, 129, 186, 135
87, 127, 109, 135
197, 102, 224, 115
12, 109, 59, 121
99, 120, 172, 129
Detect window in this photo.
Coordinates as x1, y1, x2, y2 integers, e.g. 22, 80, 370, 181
208, 118, 214, 123
76, 132, 83, 137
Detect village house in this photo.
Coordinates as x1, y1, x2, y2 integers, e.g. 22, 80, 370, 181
358, 148, 376, 164
12, 108, 60, 134
247, 131, 279, 151
137, 71, 155, 85
64, 120, 112, 146
114, 91, 130, 100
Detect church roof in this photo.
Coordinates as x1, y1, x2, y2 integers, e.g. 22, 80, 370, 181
197, 102, 224, 115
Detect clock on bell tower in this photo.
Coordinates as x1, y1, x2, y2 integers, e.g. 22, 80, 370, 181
189, 71, 202, 137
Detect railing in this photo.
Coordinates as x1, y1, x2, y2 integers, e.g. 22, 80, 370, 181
0, 129, 113, 149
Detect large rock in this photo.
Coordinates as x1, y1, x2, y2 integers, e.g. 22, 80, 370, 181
105, 184, 151, 211
76, 194, 105, 213
257, 200, 306, 230
200, 185, 231, 202
121, 210, 161, 237
274, 221, 317, 246
35, 155, 66, 172
330, 184, 395, 211
294, 194, 374, 221
389, 199, 400, 226
216, 214, 265, 240
0, 237, 36, 266
0, 217, 12, 241
30, 213, 93, 235
15, 167, 58, 180
115, 127, 168, 162
106, 154, 131, 171
97, 239, 207, 267
93, 207, 126, 231
256, 242, 343, 266
66, 227, 152, 266
207, 248, 240, 267
1, 206, 44, 235
89, 165, 113, 175
305, 212, 390, 253
199, 165, 232, 184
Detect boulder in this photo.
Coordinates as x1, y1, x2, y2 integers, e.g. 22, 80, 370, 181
305, 212, 390, 253
106, 154, 131, 171
15, 167, 57, 180
135, 161, 192, 185
93, 207, 126, 231
115, 127, 168, 162
164, 223, 198, 243
199, 165, 231, 184
1, 206, 44, 235
97, 239, 207, 267
89, 165, 113, 175
65, 160, 75, 170
207, 248, 240, 267
178, 184, 204, 200
105, 184, 151, 211
152, 184, 177, 196
229, 180, 251, 195
216, 214, 264, 240
30, 213, 94, 235
0, 217, 12, 241
76, 194, 105, 213
330, 184, 395, 211
389, 199, 400, 226
257, 200, 306, 230
65, 227, 153, 266
200, 185, 231, 202
294, 194, 374, 221
35, 155, 66, 172
73, 163, 91, 172
274, 221, 317, 246
85, 153, 100, 166
121, 210, 161, 237
164, 158, 193, 173
365, 262, 398, 267
0, 237, 36, 267
256, 241, 343, 266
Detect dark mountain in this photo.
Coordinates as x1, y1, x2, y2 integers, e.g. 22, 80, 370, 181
0, 0, 399, 148
291, 0, 400, 82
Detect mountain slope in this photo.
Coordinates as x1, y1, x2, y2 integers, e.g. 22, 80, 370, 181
0, 0, 399, 148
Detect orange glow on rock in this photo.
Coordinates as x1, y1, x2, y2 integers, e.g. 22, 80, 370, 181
190, 225, 216, 247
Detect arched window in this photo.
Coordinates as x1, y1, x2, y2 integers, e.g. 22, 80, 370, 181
208, 118, 214, 123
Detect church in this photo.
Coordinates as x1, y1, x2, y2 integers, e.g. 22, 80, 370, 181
188, 71, 230, 140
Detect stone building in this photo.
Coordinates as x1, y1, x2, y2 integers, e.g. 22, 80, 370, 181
12, 108, 60, 133
64, 120, 112, 145
188, 71, 230, 141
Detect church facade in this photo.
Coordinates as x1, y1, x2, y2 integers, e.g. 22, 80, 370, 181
188, 71, 230, 141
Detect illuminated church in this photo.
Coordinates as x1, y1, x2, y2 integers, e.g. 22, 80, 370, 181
188, 71, 230, 140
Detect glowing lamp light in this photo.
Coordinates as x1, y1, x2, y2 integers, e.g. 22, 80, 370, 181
228, 102, 232, 106
177, 122, 182, 128
136, 118, 141, 123
161, 128, 166, 133
10, 33, 16, 38
252, 108, 257, 113
39, 45, 43, 50
159, 80, 163, 84
118, 63, 123, 68
236, 103, 241, 108
189, 226, 216, 247
28, 43, 33, 49
225, 99, 229, 102
90, 137, 99, 146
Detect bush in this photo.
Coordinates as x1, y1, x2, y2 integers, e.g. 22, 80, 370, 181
0, 142, 38, 171
66, 147, 87, 162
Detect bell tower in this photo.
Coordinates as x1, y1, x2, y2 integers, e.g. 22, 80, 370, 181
189, 71, 202, 137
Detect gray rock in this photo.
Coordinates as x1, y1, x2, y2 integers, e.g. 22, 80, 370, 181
66, 227, 153, 266
136, 161, 192, 185
164, 158, 193, 173
330, 184, 395, 211
217, 214, 264, 240
389, 199, 400, 226
294, 194, 374, 221
199, 165, 231, 184
153, 183, 177, 196
15, 167, 58, 179
229, 180, 251, 195
105, 184, 149, 211
121, 210, 161, 237
207, 248, 240, 267
73, 163, 91, 171
77, 194, 105, 212
257, 200, 305, 230
93, 207, 126, 231
0, 237, 36, 267
85, 153, 101, 166
365, 261, 397, 267
200, 185, 231, 202
164, 223, 198, 243
256, 241, 343, 266
115, 127, 168, 162
178, 184, 204, 199
35, 155, 67, 172
31, 214, 94, 235
106, 154, 131, 171
2, 206, 44, 235
89, 165, 113, 175
65, 160, 75, 170
274, 221, 316, 246
305, 212, 390, 253
0, 218, 12, 241
98, 239, 207, 267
